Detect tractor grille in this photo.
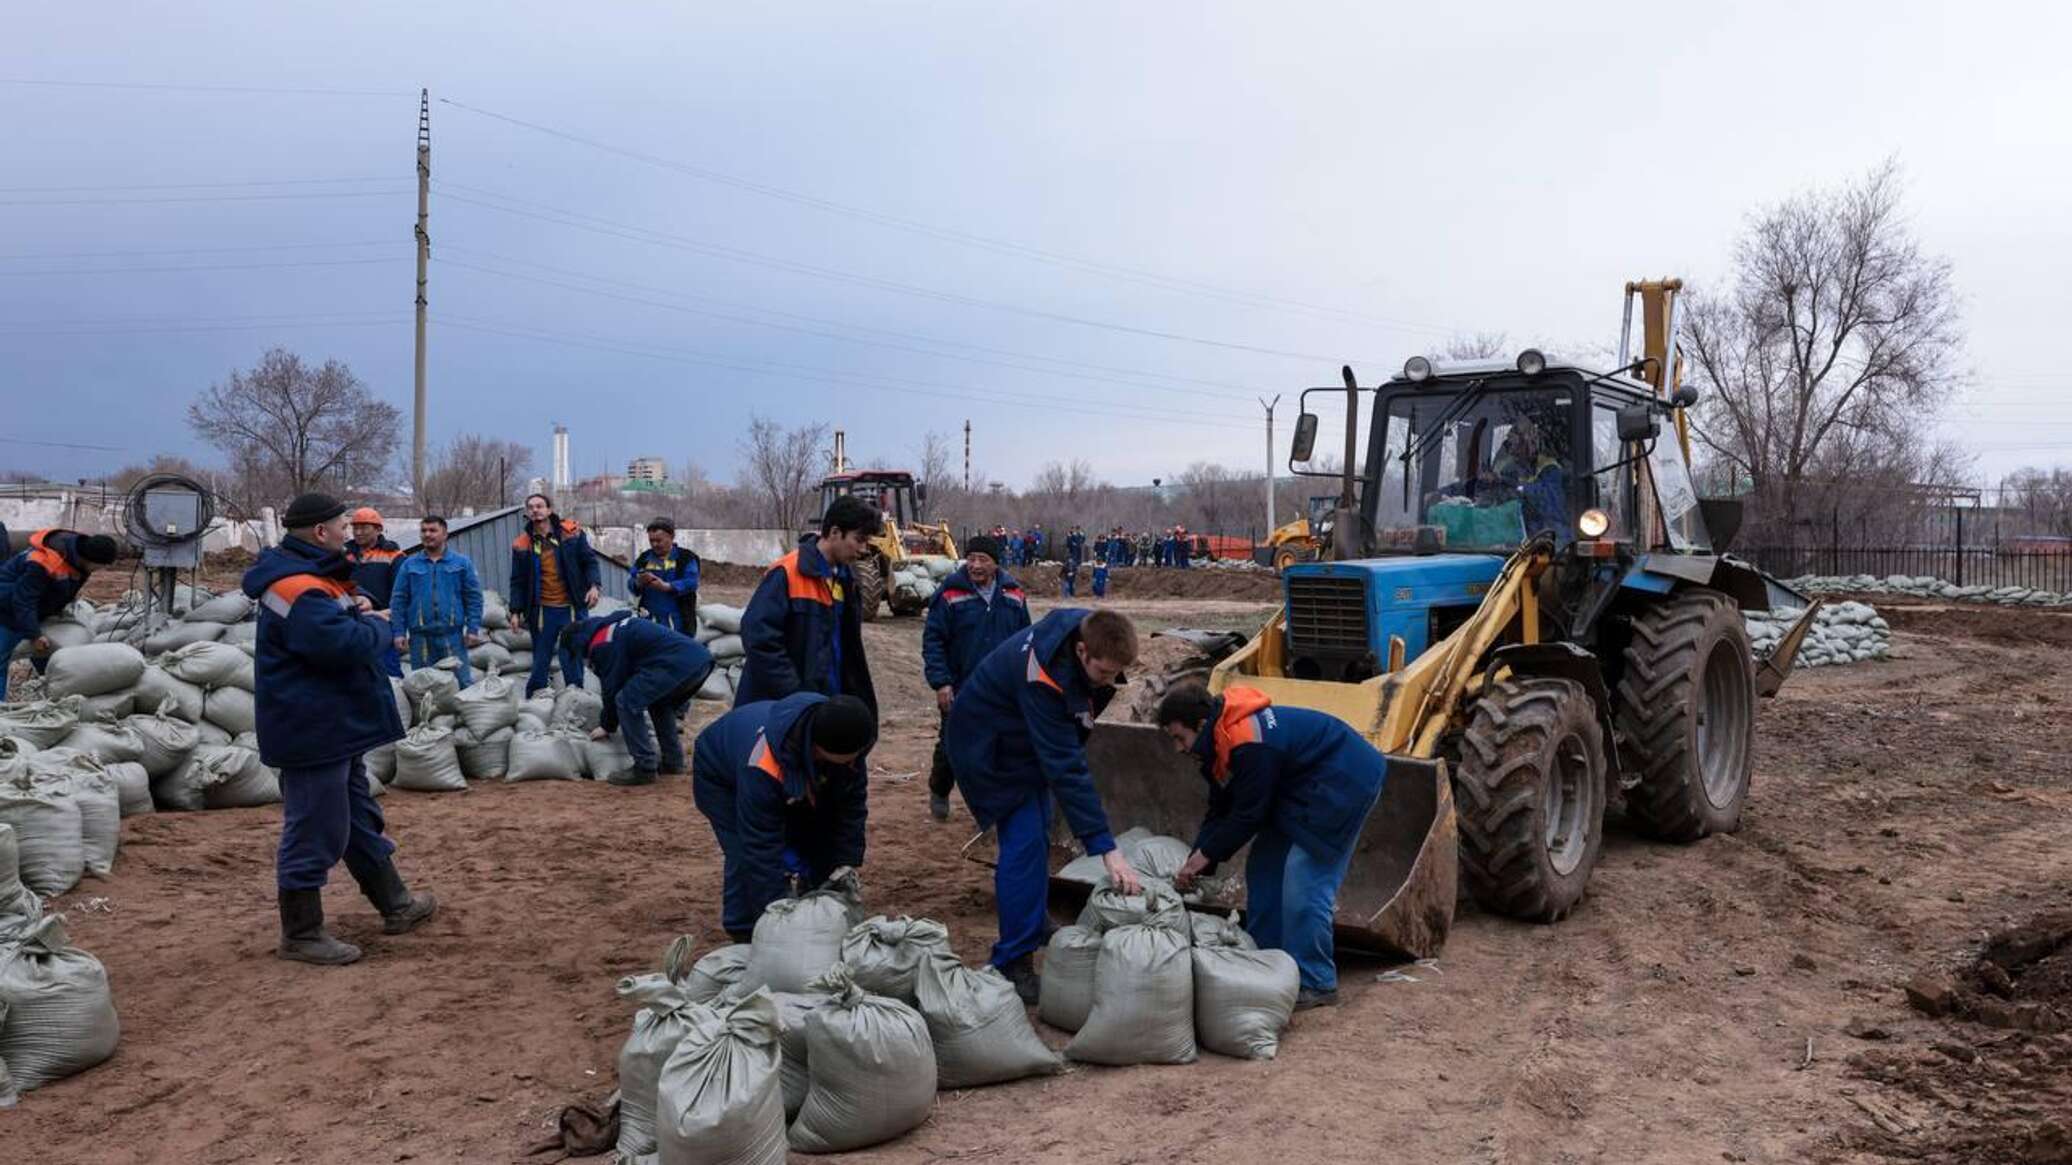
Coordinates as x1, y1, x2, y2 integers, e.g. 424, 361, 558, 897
1286, 575, 1370, 655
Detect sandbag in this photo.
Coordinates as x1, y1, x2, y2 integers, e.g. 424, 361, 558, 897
695, 668, 730, 702
153, 745, 224, 811
454, 675, 521, 736
1077, 876, 1187, 934
201, 686, 257, 736
1189, 910, 1258, 951
916, 954, 1063, 1089
1036, 925, 1103, 1032
521, 692, 556, 723
833, 916, 951, 1003
43, 644, 146, 699
36, 758, 120, 876
706, 634, 744, 660
160, 641, 254, 690
504, 729, 585, 782
787, 964, 936, 1153
364, 743, 397, 785
456, 726, 512, 780
770, 989, 834, 1121
0, 823, 44, 942
0, 699, 83, 749
481, 590, 510, 630
616, 954, 725, 1162
77, 690, 135, 721
218, 621, 257, 648
0, 916, 121, 1091
364, 766, 385, 798
655, 990, 787, 1165
0, 780, 84, 896
142, 621, 224, 654
198, 747, 280, 808
551, 687, 604, 733
125, 703, 200, 778
1121, 832, 1194, 882
493, 627, 531, 653
676, 942, 754, 1005
391, 726, 466, 793
133, 666, 204, 723
467, 642, 515, 674
389, 677, 413, 731
400, 668, 461, 721
103, 761, 153, 818
193, 719, 232, 747
1193, 945, 1298, 1060
1064, 923, 1197, 1065
744, 869, 865, 994
184, 591, 254, 624
698, 604, 744, 634
59, 720, 145, 766
1054, 852, 1106, 884
0, 998, 12, 1107
580, 733, 633, 780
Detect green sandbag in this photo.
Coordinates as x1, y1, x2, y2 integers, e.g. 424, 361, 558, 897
786, 965, 936, 1153
655, 991, 786, 1165
1064, 923, 1197, 1066
0, 915, 120, 1091
1193, 945, 1299, 1060
916, 953, 1062, 1089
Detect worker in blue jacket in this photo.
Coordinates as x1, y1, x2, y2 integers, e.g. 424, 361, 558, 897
1154, 681, 1385, 1010
561, 609, 716, 786
920, 534, 1029, 822
0, 528, 118, 693
242, 493, 435, 967
691, 691, 876, 941
630, 517, 701, 632
734, 495, 879, 714
508, 492, 602, 696
947, 607, 1145, 1001
387, 515, 485, 686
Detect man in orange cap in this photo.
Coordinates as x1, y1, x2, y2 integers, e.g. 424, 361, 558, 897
344, 508, 404, 676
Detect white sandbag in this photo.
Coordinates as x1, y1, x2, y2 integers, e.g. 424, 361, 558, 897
33, 757, 120, 877
481, 590, 510, 630
769, 988, 834, 1122
1122, 833, 1195, 882
36, 621, 93, 651
0, 994, 12, 1107
389, 677, 413, 731
1189, 910, 1258, 951
0, 699, 83, 749
1036, 925, 1103, 1032
391, 725, 466, 793
364, 766, 386, 798
504, 729, 585, 782
43, 644, 146, 699
201, 686, 256, 737
682, 943, 755, 1005
1076, 875, 1187, 934
655, 990, 787, 1165
364, 743, 397, 785
0, 823, 43, 942
197, 747, 280, 808
744, 869, 865, 995
697, 604, 743, 634
77, 690, 135, 720
134, 667, 204, 723
160, 640, 254, 690
193, 719, 232, 747
232, 731, 259, 752
153, 745, 221, 811
401, 668, 461, 721
513, 712, 547, 734
126, 702, 200, 778
1054, 852, 1106, 884
0, 781, 84, 896
453, 675, 522, 736
142, 621, 224, 654
184, 591, 254, 624
1193, 945, 1298, 1060
169, 583, 211, 616
551, 687, 603, 733
59, 719, 145, 766
0, 916, 121, 1091
520, 691, 555, 722
218, 621, 257, 648
787, 964, 937, 1153
580, 733, 633, 780
706, 634, 744, 660
833, 916, 951, 1003
103, 761, 153, 818
492, 627, 531, 653
695, 668, 730, 702
456, 726, 512, 780
616, 956, 725, 1162
916, 953, 1064, 1089
1064, 923, 1197, 1065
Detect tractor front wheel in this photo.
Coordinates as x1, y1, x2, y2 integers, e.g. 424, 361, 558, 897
851, 555, 886, 623
1455, 677, 1608, 923
1616, 588, 1754, 841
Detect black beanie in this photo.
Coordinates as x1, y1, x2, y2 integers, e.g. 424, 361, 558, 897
283, 492, 347, 529
964, 534, 1002, 563
811, 695, 876, 755
77, 535, 119, 565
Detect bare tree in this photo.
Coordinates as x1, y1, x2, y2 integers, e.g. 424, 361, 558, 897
2002, 467, 2072, 538
739, 416, 829, 532
188, 348, 401, 511
1683, 161, 1964, 542
418, 434, 534, 516
915, 430, 956, 505
1433, 332, 1510, 360
1178, 461, 1240, 533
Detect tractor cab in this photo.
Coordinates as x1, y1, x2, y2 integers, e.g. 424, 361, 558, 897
819, 470, 923, 529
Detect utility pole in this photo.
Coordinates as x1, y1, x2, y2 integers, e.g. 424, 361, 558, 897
411, 89, 431, 504
1260, 394, 1280, 537
963, 419, 971, 492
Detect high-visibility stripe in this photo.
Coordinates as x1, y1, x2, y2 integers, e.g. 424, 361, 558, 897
589, 622, 618, 651
773, 551, 833, 607
26, 529, 77, 581
749, 734, 784, 782
1211, 685, 1274, 784
262, 573, 355, 619
1025, 646, 1063, 694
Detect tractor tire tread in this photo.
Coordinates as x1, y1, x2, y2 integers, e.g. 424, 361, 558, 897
1454, 676, 1606, 924
1615, 588, 1753, 842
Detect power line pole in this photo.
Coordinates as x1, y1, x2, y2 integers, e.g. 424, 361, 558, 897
962, 419, 971, 492
1260, 394, 1280, 537
411, 88, 431, 503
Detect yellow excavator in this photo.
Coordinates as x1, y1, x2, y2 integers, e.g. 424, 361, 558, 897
1265, 495, 1338, 572
816, 469, 958, 620
1050, 279, 1822, 958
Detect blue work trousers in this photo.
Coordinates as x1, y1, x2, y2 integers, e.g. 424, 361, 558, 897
615, 674, 700, 774
526, 606, 583, 695
989, 794, 1053, 969
1243, 799, 1376, 991
276, 755, 394, 892
407, 628, 473, 687
1062, 558, 1080, 597
1091, 564, 1109, 597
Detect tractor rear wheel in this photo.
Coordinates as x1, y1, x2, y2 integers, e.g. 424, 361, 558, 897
1455, 677, 1607, 922
851, 555, 886, 623
1616, 588, 1755, 841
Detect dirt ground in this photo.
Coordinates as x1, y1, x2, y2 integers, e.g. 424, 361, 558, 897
12, 579, 2072, 1163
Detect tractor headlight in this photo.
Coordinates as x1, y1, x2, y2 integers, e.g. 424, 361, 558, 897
1577, 508, 1610, 538
1517, 348, 1548, 377
1403, 355, 1433, 382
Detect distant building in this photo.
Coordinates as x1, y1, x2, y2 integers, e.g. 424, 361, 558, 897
551, 424, 571, 491
627, 456, 669, 485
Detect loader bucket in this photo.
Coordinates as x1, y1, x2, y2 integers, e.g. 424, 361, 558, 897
956, 723, 1458, 959
1756, 598, 1825, 698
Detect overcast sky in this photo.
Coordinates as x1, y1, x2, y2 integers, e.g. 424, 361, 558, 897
5, 1, 2069, 495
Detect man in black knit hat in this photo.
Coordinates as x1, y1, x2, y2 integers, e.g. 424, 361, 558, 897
918, 534, 1029, 821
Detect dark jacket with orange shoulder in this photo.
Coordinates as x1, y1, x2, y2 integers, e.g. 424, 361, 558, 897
734, 534, 876, 713
343, 535, 404, 609
241, 536, 405, 769
507, 516, 601, 628
0, 529, 93, 635
1186, 688, 1386, 869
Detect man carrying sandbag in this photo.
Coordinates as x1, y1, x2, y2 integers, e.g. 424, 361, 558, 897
561, 609, 716, 786
948, 607, 1145, 1002
920, 533, 1029, 823
0, 527, 118, 695
388, 515, 486, 685
691, 691, 874, 942
1152, 681, 1385, 1010
243, 492, 438, 966
734, 495, 879, 714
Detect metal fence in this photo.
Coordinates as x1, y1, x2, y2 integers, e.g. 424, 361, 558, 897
1742, 546, 2072, 593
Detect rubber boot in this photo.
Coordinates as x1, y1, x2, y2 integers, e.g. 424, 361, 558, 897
278, 889, 362, 965
928, 793, 951, 822
357, 859, 438, 935
1001, 954, 1041, 1004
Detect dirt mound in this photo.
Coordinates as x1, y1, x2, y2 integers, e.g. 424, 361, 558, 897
1883, 604, 2072, 649
1016, 563, 1282, 602
699, 560, 773, 589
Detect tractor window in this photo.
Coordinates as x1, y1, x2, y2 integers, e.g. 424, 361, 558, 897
1590, 403, 1633, 538
1381, 388, 1575, 552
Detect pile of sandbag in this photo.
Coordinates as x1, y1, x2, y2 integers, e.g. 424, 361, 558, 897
1, 741, 127, 889
889, 561, 943, 608
691, 603, 746, 702
0, 828, 121, 1103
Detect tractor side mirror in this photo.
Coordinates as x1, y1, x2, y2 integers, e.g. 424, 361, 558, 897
1290, 412, 1319, 462
914, 481, 929, 504
1670, 383, 1700, 408
1616, 404, 1659, 444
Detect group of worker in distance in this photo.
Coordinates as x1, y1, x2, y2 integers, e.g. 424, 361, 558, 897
3, 493, 1390, 1012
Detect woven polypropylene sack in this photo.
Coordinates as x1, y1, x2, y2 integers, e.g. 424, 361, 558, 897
152, 746, 221, 811
43, 644, 146, 699
456, 726, 512, 780
655, 990, 787, 1165
1076, 876, 1187, 935
401, 668, 461, 721
1055, 852, 1106, 885
493, 627, 531, 653
467, 642, 514, 674
520, 691, 555, 722
125, 702, 200, 778
705, 634, 744, 662
160, 641, 254, 690
77, 690, 135, 721
770, 989, 834, 1121
0, 700, 83, 749
0, 915, 120, 1090
581, 733, 635, 779
787, 964, 937, 1153
0, 780, 84, 896
1121, 833, 1194, 882
0, 823, 45, 942
388, 677, 413, 731
698, 604, 744, 634
551, 687, 604, 733
185, 591, 254, 624
364, 742, 398, 786
200, 686, 256, 737
59, 720, 145, 767
198, 747, 280, 808
1193, 945, 1297, 1060
744, 870, 865, 994
1036, 925, 1103, 1032
391, 726, 465, 793
134, 667, 204, 724
218, 621, 257, 648
101, 762, 152, 819
455, 676, 521, 737
832, 916, 951, 1003
35, 757, 120, 876
142, 621, 223, 655
674, 942, 753, 1005
917, 954, 1063, 1089
1064, 923, 1197, 1066
1189, 910, 1258, 950
482, 590, 510, 630
504, 729, 584, 782
615, 965, 724, 1162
